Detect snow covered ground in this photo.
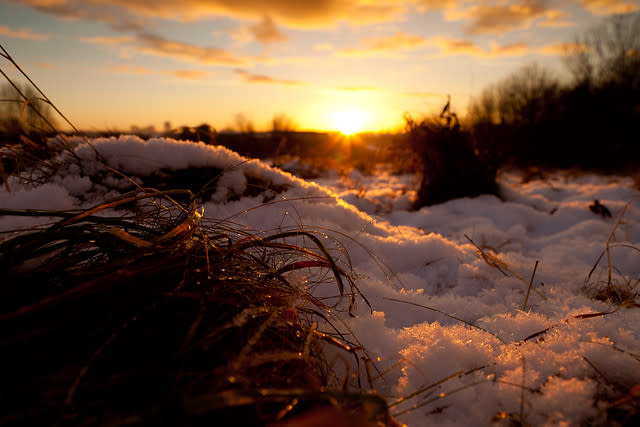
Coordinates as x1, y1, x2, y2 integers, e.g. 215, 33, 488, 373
2, 135, 639, 426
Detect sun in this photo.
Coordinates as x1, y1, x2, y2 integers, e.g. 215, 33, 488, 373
329, 110, 369, 135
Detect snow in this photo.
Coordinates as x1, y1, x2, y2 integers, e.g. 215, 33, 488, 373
2, 135, 639, 426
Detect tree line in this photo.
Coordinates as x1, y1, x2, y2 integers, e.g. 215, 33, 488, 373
468, 12, 640, 171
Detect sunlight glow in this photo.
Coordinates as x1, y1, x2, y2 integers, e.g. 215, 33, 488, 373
329, 110, 370, 135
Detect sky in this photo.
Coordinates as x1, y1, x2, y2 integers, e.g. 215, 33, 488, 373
1, 0, 639, 133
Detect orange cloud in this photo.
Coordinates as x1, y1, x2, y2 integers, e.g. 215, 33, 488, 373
233, 68, 303, 85
107, 64, 151, 75
538, 9, 576, 27
231, 15, 288, 45
538, 42, 591, 56
82, 33, 245, 66
98, 64, 209, 80
429, 37, 530, 57
14, 0, 640, 32
15, 0, 408, 29
0, 25, 50, 40
428, 37, 485, 56
439, 1, 578, 34
127, 0, 407, 28
412, 0, 461, 12
12, 0, 144, 31
83, 35, 135, 45
341, 31, 426, 57
12, 0, 87, 20
163, 69, 209, 80
446, 0, 551, 35
250, 15, 288, 43
491, 41, 529, 56
576, 0, 639, 15
135, 32, 245, 65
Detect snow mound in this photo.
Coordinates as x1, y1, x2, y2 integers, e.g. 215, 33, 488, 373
2, 136, 639, 426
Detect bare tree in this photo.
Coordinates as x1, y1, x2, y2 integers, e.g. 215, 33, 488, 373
566, 12, 640, 89
468, 84, 499, 125
469, 63, 559, 126
271, 113, 297, 155
271, 113, 295, 135
233, 113, 255, 134
499, 63, 560, 125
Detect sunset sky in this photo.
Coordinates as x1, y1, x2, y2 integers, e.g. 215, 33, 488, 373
1, 0, 639, 133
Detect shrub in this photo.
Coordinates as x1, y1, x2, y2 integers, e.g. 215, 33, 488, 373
406, 100, 499, 208
468, 14, 640, 172
0, 184, 391, 426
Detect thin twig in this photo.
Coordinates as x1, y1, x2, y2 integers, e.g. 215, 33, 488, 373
522, 260, 539, 311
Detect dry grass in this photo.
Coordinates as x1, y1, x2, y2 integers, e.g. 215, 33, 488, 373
0, 43, 404, 426
583, 200, 640, 304
0, 184, 402, 426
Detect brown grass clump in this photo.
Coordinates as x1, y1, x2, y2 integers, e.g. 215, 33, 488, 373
583, 201, 640, 305
404, 101, 499, 209
0, 189, 400, 426
0, 42, 406, 425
